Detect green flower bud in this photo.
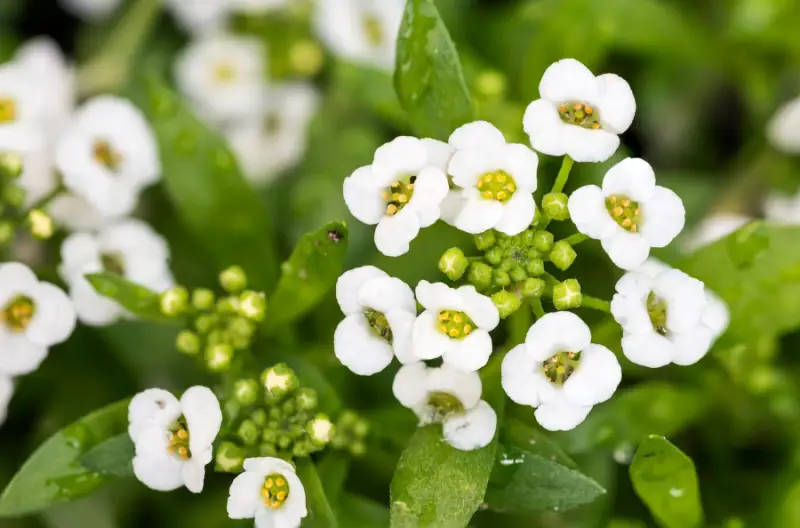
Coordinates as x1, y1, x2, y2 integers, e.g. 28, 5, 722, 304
353, 418, 370, 438
262, 428, 277, 443
0, 152, 23, 180
493, 269, 511, 287
308, 414, 335, 445
542, 192, 570, 221
475, 69, 506, 99
485, 246, 503, 265
251, 409, 267, 427
509, 267, 527, 283
532, 204, 542, 227
350, 441, 367, 457
496, 234, 510, 248
267, 419, 280, 430
549, 240, 577, 271
525, 258, 545, 276
439, 247, 469, 281
26, 210, 53, 240
176, 330, 200, 355
277, 432, 292, 449
237, 419, 260, 446
497, 258, 513, 273
294, 410, 309, 424
474, 230, 496, 251
259, 443, 278, 457
216, 296, 240, 314
292, 441, 311, 458
338, 410, 359, 427
205, 343, 233, 372
467, 261, 492, 290
220, 265, 247, 293
160, 286, 189, 316
234, 379, 259, 406
521, 278, 546, 298
215, 441, 245, 472
520, 229, 536, 247
228, 316, 255, 340
533, 231, 554, 253
3, 184, 25, 208
552, 279, 582, 310
0, 221, 14, 246
282, 398, 296, 416
239, 290, 267, 321
206, 329, 228, 346
295, 387, 318, 410
492, 290, 522, 319
192, 288, 215, 311
260, 363, 299, 399
194, 313, 217, 334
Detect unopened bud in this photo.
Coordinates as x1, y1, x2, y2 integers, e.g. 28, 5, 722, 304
521, 278, 546, 298
228, 316, 255, 340
3, 184, 25, 208
234, 379, 259, 406
549, 240, 577, 271
308, 414, 334, 445
295, 387, 318, 410
194, 314, 217, 334
217, 296, 240, 314
0, 152, 23, 179
289, 39, 324, 77
520, 229, 536, 247
552, 279, 582, 310
220, 265, 247, 293
485, 246, 503, 265
215, 441, 245, 472
176, 330, 200, 355
475, 69, 506, 99
0, 221, 14, 246
260, 363, 299, 400
542, 192, 570, 221
439, 247, 468, 281
493, 269, 511, 287
160, 287, 189, 316
467, 261, 492, 290
509, 267, 527, 283
205, 343, 233, 372
492, 290, 521, 318
26, 209, 53, 239
474, 230, 496, 251
526, 258, 545, 276
239, 290, 266, 321
192, 288, 215, 311
237, 419, 260, 446
533, 231, 554, 253
251, 409, 267, 427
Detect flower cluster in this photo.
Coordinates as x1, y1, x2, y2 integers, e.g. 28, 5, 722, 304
336, 57, 730, 438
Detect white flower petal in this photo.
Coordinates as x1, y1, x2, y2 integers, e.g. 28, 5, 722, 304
535, 400, 593, 431
128, 388, 181, 442
415, 281, 463, 311
568, 185, 618, 240
421, 138, 455, 172
767, 96, 800, 154
494, 192, 535, 235
684, 214, 750, 252
610, 290, 653, 336
0, 331, 48, 377
442, 400, 497, 451
670, 326, 715, 366
0, 262, 38, 306
525, 312, 591, 361
563, 345, 621, 406
439, 190, 465, 226
68, 279, 124, 327
336, 266, 387, 314
621, 332, 674, 368
0, 376, 12, 426
443, 330, 492, 372
601, 230, 651, 270
454, 191, 504, 234
393, 362, 430, 409
539, 58, 598, 103
25, 282, 76, 346
334, 315, 394, 375
636, 258, 671, 278
448, 121, 507, 150
358, 276, 415, 315
652, 269, 707, 333
562, 126, 620, 163
374, 208, 420, 257
372, 136, 427, 183
640, 186, 686, 248
523, 100, 570, 157
408, 166, 449, 228
182, 459, 206, 493
343, 166, 385, 225
227, 470, 265, 519
181, 386, 222, 458
594, 73, 636, 134
448, 150, 498, 189
496, 143, 539, 192
132, 452, 185, 491
703, 290, 730, 340
501, 345, 541, 407
601, 158, 656, 202
412, 310, 456, 360
243, 457, 296, 475
457, 286, 499, 330
427, 364, 482, 410
385, 310, 417, 364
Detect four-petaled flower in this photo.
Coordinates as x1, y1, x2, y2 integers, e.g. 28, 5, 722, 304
227, 457, 307, 528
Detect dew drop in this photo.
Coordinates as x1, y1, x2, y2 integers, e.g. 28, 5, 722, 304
613, 442, 634, 465
669, 488, 684, 498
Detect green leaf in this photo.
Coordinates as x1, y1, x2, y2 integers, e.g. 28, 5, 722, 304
0, 399, 129, 517
389, 356, 503, 527
316, 452, 350, 507
339, 494, 390, 528
84, 273, 169, 323
266, 221, 348, 329
503, 418, 576, 468
485, 445, 605, 514
79, 434, 135, 477
134, 73, 278, 290
556, 382, 708, 455
394, 0, 473, 140
296, 459, 339, 528
630, 435, 703, 528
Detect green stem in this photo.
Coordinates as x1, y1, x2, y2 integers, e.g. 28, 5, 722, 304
581, 295, 611, 313
562, 233, 588, 246
551, 155, 574, 194
76, 0, 163, 97
531, 297, 546, 319
29, 183, 66, 212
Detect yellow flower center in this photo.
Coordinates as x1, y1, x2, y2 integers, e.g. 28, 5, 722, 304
167, 420, 191, 460
476, 170, 516, 202
365, 308, 392, 343
93, 140, 123, 172
605, 194, 641, 233
427, 391, 465, 416
101, 252, 126, 276
647, 292, 668, 336
382, 177, 415, 217
0, 97, 17, 123
1, 295, 35, 333
436, 309, 475, 339
363, 14, 383, 47
214, 62, 237, 83
557, 102, 601, 130
262, 473, 290, 509
542, 351, 580, 385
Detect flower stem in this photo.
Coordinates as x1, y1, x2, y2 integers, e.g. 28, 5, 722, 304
581, 295, 611, 313
551, 155, 574, 194
531, 297, 545, 319
562, 233, 588, 246
29, 183, 66, 212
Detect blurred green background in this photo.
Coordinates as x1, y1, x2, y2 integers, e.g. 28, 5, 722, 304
2, 0, 800, 526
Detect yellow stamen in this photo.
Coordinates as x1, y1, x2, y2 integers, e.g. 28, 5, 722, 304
449, 328, 459, 338
496, 173, 506, 183
622, 218, 632, 227
386, 204, 398, 216
398, 194, 408, 204
482, 191, 494, 200
482, 174, 493, 183
630, 224, 638, 233
621, 199, 631, 207
463, 325, 472, 335
276, 478, 285, 487
439, 325, 448, 333
613, 207, 624, 217
506, 183, 516, 192
592, 123, 600, 129
266, 478, 274, 488
276, 491, 286, 501
609, 196, 617, 205
496, 191, 507, 201
574, 103, 583, 110
585, 106, 593, 115
439, 312, 450, 321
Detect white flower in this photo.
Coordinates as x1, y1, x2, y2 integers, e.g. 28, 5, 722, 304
767, 96, 800, 154
343, 137, 450, 256
0, 127, 56, 206
0, 61, 50, 140
412, 281, 499, 372
0, 262, 76, 377
58, 0, 122, 21
523, 58, 635, 163
314, 0, 404, 72
0, 376, 13, 427
227, 457, 307, 528
128, 386, 222, 493
165, 0, 232, 35
442, 121, 538, 235
568, 157, 685, 270
55, 96, 160, 219
47, 194, 106, 232
764, 189, 800, 225
393, 362, 496, 451
334, 266, 416, 375
683, 213, 751, 252
226, 83, 319, 185
59, 220, 174, 326
501, 312, 621, 431
232, 0, 294, 14
175, 35, 265, 124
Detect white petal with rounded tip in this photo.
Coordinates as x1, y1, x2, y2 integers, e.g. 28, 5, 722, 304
614, 270, 654, 297
393, 362, 430, 409
439, 190, 464, 226
408, 166, 449, 228
640, 187, 686, 248
602, 158, 656, 202
525, 312, 591, 361
595, 73, 636, 134
562, 126, 620, 163
132, 451, 185, 491
523, 100, 569, 157
415, 281, 462, 311
335, 266, 387, 314
652, 269, 706, 333
621, 332, 674, 368
702, 290, 729, 340
601, 230, 651, 270
374, 207, 420, 257
278, 469, 308, 524
539, 58, 598, 103
59, 234, 101, 278
343, 166, 385, 225
0, 376, 12, 426
610, 290, 653, 336
495, 192, 535, 235
636, 258, 671, 278
767, 96, 800, 154
427, 364, 482, 410
448, 150, 498, 189
671, 326, 715, 366
372, 136, 427, 184
535, 400, 592, 431
412, 310, 457, 360
128, 388, 181, 442
0, 331, 48, 377
182, 459, 206, 493
334, 315, 394, 375
497, 143, 538, 192
501, 345, 541, 407
358, 276, 415, 314
684, 214, 750, 252
443, 330, 492, 372
421, 138, 455, 172
227, 470, 265, 519
25, 282, 76, 346
449, 121, 507, 150
457, 286, 499, 330
563, 345, 621, 406
454, 191, 505, 234
385, 310, 417, 364
0, 262, 38, 306
568, 185, 619, 240
181, 386, 222, 457
243, 456, 296, 475
68, 279, 123, 327
443, 400, 497, 451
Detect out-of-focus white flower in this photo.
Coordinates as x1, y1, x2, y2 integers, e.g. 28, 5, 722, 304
0, 128, 56, 206
227, 457, 307, 528
314, 0, 404, 72
334, 266, 417, 375
55, 96, 160, 219
165, 0, 232, 35
0, 62, 50, 141
226, 83, 319, 185
523, 58, 635, 163
501, 312, 621, 431
58, 0, 122, 22
767, 96, 800, 154
764, 189, 800, 225
59, 220, 174, 326
568, 157, 685, 270
0, 262, 76, 377
175, 35, 265, 124
232, 0, 294, 14
412, 281, 500, 372
393, 362, 496, 451
683, 213, 751, 252
0, 376, 13, 427
47, 194, 107, 232
128, 386, 222, 493
343, 137, 450, 256
443, 121, 538, 235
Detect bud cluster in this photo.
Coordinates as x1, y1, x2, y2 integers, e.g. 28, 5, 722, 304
216, 363, 334, 472
329, 409, 370, 457
162, 265, 267, 372
0, 153, 55, 244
